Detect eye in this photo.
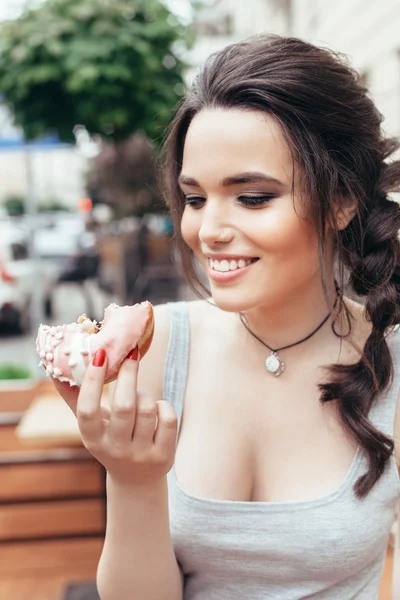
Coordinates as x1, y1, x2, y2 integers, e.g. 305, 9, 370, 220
182, 194, 275, 209
238, 195, 275, 207
183, 196, 205, 208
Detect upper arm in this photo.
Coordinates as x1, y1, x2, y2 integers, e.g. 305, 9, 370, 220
136, 303, 171, 401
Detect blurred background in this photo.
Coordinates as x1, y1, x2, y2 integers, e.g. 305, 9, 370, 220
0, 0, 398, 599
1, 0, 400, 375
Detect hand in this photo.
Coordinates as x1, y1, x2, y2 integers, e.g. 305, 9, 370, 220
51, 374, 111, 421
52, 348, 178, 487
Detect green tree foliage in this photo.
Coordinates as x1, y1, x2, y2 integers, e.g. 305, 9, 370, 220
0, 363, 33, 380
0, 0, 190, 143
4, 196, 25, 216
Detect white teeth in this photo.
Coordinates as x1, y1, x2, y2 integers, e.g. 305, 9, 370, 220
209, 258, 253, 272
217, 260, 230, 272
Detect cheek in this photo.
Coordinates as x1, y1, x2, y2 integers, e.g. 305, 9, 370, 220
252, 209, 319, 264
180, 209, 199, 250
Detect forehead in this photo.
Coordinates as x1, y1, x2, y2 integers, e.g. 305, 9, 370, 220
182, 108, 293, 185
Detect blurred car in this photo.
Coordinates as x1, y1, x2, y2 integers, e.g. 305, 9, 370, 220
0, 222, 55, 333
34, 212, 99, 283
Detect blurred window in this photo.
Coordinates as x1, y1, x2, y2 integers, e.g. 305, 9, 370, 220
195, 14, 233, 36
11, 242, 29, 261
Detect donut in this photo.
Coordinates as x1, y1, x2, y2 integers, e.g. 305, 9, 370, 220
35, 301, 154, 386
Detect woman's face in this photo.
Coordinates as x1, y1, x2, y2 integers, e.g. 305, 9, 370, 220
179, 108, 324, 313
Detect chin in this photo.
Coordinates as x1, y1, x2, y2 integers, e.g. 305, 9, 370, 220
208, 287, 258, 313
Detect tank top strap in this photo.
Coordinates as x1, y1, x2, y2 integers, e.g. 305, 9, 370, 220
369, 325, 400, 438
163, 301, 190, 426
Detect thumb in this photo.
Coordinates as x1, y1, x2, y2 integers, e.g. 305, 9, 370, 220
50, 376, 80, 416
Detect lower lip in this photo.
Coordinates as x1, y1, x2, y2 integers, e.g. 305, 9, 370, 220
208, 260, 258, 283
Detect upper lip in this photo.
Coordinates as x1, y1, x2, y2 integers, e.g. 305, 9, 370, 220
204, 253, 258, 261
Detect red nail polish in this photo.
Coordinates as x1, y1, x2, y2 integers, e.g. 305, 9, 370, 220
127, 346, 139, 361
92, 348, 106, 367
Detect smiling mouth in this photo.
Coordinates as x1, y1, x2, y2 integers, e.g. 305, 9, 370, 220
208, 257, 259, 273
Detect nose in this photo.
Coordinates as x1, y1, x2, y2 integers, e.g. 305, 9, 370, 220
198, 200, 231, 246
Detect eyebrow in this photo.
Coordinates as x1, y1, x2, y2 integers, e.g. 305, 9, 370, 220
178, 171, 284, 188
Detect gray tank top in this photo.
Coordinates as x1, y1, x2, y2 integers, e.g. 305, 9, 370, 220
163, 301, 400, 600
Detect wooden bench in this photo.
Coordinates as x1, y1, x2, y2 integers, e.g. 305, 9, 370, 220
0, 378, 106, 600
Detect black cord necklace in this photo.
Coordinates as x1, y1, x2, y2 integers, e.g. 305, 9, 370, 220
238, 282, 341, 377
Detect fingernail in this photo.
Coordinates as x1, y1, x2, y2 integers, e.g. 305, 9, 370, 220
92, 348, 106, 367
127, 346, 139, 361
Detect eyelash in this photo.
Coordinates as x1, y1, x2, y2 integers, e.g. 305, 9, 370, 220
183, 195, 275, 208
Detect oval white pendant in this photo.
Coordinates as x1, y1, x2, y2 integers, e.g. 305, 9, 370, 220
265, 353, 285, 377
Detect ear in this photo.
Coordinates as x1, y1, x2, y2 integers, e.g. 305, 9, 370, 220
331, 195, 358, 231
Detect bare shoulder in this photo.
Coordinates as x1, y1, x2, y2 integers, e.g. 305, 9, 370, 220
136, 299, 215, 399
136, 303, 172, 400
186, 297, 220, 327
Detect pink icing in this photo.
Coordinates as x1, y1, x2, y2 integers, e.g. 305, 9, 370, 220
36, 302, 152, 386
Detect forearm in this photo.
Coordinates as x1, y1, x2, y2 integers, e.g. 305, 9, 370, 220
97, 474, 183, 600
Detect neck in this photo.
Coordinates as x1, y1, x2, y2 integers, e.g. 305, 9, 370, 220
238, 278, 338, 352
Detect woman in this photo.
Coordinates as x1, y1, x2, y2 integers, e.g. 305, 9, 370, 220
54, 35, 400, 599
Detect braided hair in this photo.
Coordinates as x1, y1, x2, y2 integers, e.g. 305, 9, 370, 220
322, 138, 400, 496
161, 34, 400, 498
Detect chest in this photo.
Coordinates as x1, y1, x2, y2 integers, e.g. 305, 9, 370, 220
169, 460, 396, 596
174, 330, 359, 503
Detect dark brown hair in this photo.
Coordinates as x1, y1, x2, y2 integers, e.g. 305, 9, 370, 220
160, 34, 400, 498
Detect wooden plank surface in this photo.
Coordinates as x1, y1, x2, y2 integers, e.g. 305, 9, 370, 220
0, 498, 105, 540
0, 423, 83, 452
0, 379, 55, 413
0, 461, 104, 502
0, 572, 98, 600
16, 395, 82, 445
0, 536, 104, 575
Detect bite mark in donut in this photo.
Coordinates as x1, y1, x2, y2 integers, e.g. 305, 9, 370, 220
36, 301, 154, 386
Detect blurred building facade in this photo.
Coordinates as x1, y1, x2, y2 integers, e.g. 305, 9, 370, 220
189, 0, 400, 139
186, 0, 290, 83
0, 103, 88, 210
290, 0, 400, 138
1, 0, 399, 210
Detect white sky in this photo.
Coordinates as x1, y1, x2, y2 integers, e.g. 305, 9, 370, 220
0, 0, 197, 22
0, 0, 34, 21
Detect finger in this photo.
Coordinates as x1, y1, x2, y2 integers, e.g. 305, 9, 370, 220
77, 348, 107, 442
107, 358, 138, 444
131, 392, 157, 453
153, 401, 178, 457
50, 376, 80, 416
101, 405, 111, 421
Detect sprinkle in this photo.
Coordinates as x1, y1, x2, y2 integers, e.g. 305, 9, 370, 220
44, 345, 51, 354
46, 352, 54, 362
68, 358, 77, 367
80, 349, 89, 356
51, 339, 60, 348
39, 350, 46, 359
46, 364, 54, 375
55, 332, 64, 340
53, 367, 62, 377
64, 348, 71, 356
